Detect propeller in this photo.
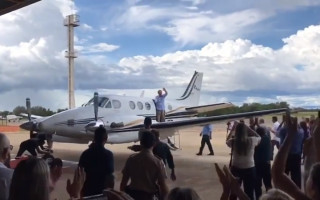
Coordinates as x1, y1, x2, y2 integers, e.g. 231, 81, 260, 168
94, 92, 99, 121
20, 98, 34, 133
26, 98, 31, 122
85, 92, 104, 132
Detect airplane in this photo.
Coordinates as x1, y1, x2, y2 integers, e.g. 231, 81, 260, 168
5, 115, 22, 122
19, 71, 287, 145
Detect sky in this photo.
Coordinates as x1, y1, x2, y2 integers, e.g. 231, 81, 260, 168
1, 0, 320, 111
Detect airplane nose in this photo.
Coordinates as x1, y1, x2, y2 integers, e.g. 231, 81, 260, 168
19, 121, 33, 131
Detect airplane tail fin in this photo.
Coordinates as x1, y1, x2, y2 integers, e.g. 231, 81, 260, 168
176, 71, 203, 106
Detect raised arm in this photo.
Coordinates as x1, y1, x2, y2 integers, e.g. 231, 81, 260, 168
271, 112, 310, 200
163, 88, 168, 96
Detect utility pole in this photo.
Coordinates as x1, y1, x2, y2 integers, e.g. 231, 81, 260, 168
64, 13, 79, 109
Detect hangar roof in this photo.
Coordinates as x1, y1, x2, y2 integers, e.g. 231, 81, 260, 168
0, 0, 41, 16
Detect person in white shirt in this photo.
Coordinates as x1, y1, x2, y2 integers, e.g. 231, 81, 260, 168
154, 88, 168, 122
270, 116, 280, 159
226, 122, 261, 200
0, 133, 14, 200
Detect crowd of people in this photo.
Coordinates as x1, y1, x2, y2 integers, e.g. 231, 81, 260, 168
0, 110, 320, 200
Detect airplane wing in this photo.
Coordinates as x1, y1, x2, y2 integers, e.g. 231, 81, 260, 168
151, 102, 235, 120
109, 108, 287, 134
185, 102, 235, 114
20, 113, 44, 119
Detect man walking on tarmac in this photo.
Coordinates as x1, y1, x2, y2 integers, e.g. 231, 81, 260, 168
196, 124, 214, 156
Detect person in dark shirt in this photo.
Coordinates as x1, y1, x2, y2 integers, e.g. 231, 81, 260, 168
15, 137, 48, 158
278, 125, 304, 188
254, 127, 272, 199
78, 126, 114, 197
151, 129, 176, 181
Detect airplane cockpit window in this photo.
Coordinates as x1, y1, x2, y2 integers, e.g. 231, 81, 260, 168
145, 102, 151, 110
104, 101, 112, 108
112, 100, 121, 109
85, 97, 110, 108
129, 101, 136, 110
137, 101, 143, 110
99, 97, 109, 107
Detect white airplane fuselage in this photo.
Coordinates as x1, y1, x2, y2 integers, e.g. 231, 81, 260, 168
21, 71, 205, 144
37, 95, 188, 144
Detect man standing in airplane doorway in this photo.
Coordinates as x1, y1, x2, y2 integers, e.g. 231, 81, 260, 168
196, 124, 214, 156
155, 88, 168, 122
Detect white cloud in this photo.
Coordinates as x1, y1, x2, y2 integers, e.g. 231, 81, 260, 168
100, 27, 108, 31
115, 5, 271, 45
79, 43, 120, 54
119, 24, 320, 97
181, 0, 206, 5
82, 23, 93, 31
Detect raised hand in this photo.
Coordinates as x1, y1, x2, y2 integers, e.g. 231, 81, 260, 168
66, 167, 86, 198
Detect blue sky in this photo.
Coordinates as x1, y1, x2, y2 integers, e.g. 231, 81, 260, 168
0, 0, 320, 110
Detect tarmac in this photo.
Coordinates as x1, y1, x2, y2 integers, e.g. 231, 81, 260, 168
4, 122, 260, 200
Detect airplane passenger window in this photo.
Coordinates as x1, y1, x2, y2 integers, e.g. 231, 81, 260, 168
129, 101, 136, 110
137, 101, 143, 110
112, 100, 121, 109
145, 102, 151, 110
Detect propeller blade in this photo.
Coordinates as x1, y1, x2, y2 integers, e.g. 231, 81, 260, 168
94, 92, 99, 121
26, 98, 31, 122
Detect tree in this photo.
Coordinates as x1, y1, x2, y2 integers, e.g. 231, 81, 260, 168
57, 108, 68, 113
13, 106, 27, 116
31, 106, 54, 116
0, 111, 10, 117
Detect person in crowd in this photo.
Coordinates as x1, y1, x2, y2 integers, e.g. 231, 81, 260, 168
15, 136, 50, 158
120, 131, 169, 200
249, 117, 256, 130
78, 126, 114, 197
151, 129, 176, 181
166, 187, 201, 200
155, 88, 168, 122
9, 156, 85, 200
272, 113, 320, 200
9, 157, 51, 200
215, 163, 293, 200
226, 122, 261, 200
0, 133, 13, 200
257, 118, 271, 138
278, 117, 304, 188
42, 154, 63, 189
196, 124, 214, 156
300, 121, 310, 142
128, 117, 153, 152
270, 116, 281, 160
254, 127, 272, 199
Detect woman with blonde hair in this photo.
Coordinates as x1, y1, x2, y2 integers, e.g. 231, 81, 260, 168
9, 157, 51, 200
